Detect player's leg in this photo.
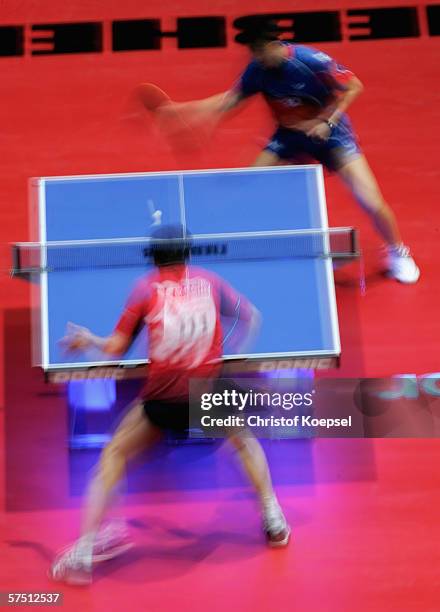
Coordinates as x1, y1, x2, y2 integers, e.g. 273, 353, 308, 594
82, 401, 161, 534
314, 116, 419, 283
252, 127, 300, 167
337, 154, 401, 243
50, 401, 161, 585
337, 154, 420, 283
252, 149, 281, 167
227, 430, 290, 546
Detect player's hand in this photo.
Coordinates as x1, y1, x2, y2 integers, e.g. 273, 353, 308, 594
306, 121, 331, 142
60, 322, 94, 352
288, 119, 331, 141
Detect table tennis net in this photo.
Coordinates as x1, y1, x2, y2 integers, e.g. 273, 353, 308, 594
12, 228, 358, 273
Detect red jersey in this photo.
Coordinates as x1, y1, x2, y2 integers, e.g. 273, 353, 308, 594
115, 265, 253, 400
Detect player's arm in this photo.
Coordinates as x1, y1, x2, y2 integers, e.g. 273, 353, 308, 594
304, 73, 363, 141
307, 48, 365, 122
322, 73, 364, 126
175, 62, 260, 120
295, 46, 363, 137
179, 90, 243, 116
162, 88, 243, 136
219, 281, 262, 353
60, 323, 131, 356
60, 281, 149, 357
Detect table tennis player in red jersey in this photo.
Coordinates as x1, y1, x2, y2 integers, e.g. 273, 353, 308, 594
135, 24, 419, 284
50, 224, 290, 586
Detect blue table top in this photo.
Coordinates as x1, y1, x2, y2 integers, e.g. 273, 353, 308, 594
31, 166, 340, 370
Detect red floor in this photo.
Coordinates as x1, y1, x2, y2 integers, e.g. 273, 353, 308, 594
3, 466, 440, 612
1, 1, 440, 609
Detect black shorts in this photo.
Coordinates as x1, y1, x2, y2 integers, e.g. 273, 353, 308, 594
142, 378, 242, 436
264, 116, 361, 171
143, 399, 189, 433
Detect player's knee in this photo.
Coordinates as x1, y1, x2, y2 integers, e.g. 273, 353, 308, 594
100, 439, 125, 468
228, 431, 250, 453
252, 150, 279, 167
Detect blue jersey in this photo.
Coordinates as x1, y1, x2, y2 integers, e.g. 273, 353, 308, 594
236, 44, 355, 126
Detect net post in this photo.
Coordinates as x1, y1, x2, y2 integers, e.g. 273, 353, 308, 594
11, 244, 21, 276
350, 229, 366, 295
350, 228, 360, 257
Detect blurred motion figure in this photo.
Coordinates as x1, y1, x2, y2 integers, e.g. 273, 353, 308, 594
138, 24, 419, 283
50, 224, 290, 586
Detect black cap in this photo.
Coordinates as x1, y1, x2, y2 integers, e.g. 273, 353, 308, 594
147, 223, 192, 266
235, 20, 280, 47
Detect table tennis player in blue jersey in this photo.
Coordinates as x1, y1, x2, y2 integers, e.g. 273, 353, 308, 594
140, 25, 419, 283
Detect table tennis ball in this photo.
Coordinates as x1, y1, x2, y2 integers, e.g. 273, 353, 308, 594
152, 210, 162, 225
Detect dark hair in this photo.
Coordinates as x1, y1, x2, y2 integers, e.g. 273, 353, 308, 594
235, 21, 280, 49
147, 224, 192, 267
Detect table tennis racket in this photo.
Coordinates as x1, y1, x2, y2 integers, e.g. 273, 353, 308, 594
136, 83, 205, 154
137, 83, 173, 112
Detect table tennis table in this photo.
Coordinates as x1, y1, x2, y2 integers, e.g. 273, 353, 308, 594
12, 165, 360, 447
14, 165, 356, 380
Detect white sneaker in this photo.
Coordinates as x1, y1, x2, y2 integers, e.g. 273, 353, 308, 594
49, 542, 92, 586
262, 505, 291, 547
386, 244, 420, 284
92, 521, 133, 563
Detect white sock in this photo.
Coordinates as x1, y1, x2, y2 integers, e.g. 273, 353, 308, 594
75, 531, 97, 565
389, 243, 406, 253
260, 494, 280, 516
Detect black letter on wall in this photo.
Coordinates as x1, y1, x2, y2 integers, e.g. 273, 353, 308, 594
113, 17, 226, 51
31, 22, 103, 55
0, 26, 24, 57
233, 13, 341, 45
347, 8, 419, 41
427, 5, 440, 36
